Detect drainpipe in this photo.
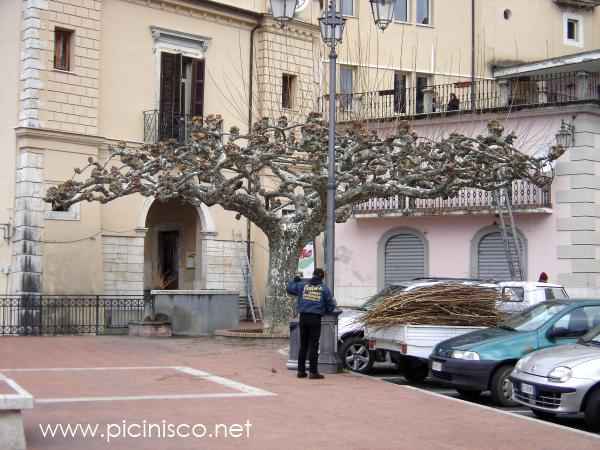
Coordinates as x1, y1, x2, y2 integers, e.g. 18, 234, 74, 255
247, 19, 263, 260
471, 0, 476, 113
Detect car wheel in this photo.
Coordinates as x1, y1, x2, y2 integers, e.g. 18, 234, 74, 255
531, 409, 556, 421
456, 388, 482, 401
403, 362, 429, 384
340, 336, 374, 374
584, 388, 600, 432
490, 365, 518, 407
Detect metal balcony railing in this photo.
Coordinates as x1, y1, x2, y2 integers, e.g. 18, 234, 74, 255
322, 71, 600, 122
353, 181, 551, 216
143, 110, 194, 144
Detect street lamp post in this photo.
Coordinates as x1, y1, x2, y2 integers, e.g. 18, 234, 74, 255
270, 0, 394, 289
319, 4, 345, 296
272, 0, 395, 374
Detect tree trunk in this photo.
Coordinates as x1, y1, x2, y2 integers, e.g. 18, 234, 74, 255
263, 232, 302, 334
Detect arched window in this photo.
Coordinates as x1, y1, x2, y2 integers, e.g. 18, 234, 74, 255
382, 232, 427, 287
473, 228, 527, 281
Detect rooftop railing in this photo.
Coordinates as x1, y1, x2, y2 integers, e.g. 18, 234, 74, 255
323, 71, 600, 122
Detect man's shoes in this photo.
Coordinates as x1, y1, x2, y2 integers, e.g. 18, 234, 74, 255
309, 373, 325, 380
297, 372, 307, 378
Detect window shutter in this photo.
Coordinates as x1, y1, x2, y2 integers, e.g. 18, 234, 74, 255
191, 59, 205, 117
159, 52, 182, 140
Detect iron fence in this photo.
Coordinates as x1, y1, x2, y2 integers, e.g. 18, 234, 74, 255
143, 110, 194, 144
0, 295, 147, 336
353, 180, 551, 215
322, 71, 600, 122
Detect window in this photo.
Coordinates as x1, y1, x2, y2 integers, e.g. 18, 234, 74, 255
563, 14, 583, 47
393, 72, 406, 113
416, 0, 430, 25
282, 74, 296, 109
54, 28, 73, 71
567, 19, 578, 40
550, 306, 600, 339
394, 0, 408, 22
341, 0, 353, 16
339, 65, 354, 110
159, 52, 205, 142
501, 287, 524, 303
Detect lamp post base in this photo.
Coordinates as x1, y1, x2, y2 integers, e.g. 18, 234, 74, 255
287, 311, 342, 374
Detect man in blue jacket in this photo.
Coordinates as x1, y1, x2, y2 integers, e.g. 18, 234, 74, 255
287, 268, 336, 379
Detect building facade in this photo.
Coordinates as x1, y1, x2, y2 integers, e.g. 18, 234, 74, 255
334, 53, 600, 306
0, 0, 324, 306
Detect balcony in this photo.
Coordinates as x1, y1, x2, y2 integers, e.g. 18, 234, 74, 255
143, 110, 194, 144
353, 181, 551, 218
323, 70, 600, 123
553, 0, 600, 9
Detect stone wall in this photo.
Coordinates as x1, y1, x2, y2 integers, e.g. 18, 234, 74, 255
102, 233, 145, 295
255, 22, 319, 122
20, 0, 101, 134
555, 111, 600, 297
203, 239, 247, 296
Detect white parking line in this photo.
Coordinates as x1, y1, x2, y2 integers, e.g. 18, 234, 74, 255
0, 366, 276, 405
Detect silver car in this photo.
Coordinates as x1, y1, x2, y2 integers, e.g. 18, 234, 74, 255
510, 325, 600, 431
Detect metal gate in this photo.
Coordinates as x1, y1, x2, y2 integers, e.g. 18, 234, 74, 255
478, 232, 526, 281
384, 233, 426, 286
0, 295, 146, 336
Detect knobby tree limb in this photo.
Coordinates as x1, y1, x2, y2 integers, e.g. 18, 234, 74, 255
45, 113, 566, 331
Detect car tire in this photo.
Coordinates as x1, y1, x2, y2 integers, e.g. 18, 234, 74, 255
490, 365, 518, 407
403, 362, 429, 384
339, 336, 374, 374
584, 388, 600, 432
531, 409, 556, 421
456, 388, 482, 401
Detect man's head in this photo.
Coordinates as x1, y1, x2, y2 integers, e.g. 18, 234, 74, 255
313, 268, 325, 280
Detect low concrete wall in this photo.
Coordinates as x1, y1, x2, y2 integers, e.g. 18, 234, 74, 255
0, 375, 34, 450
151, 290, 239, 336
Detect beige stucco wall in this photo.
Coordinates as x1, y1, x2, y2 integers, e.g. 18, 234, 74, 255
330, 0, 600, 93
0, 0, 21, 295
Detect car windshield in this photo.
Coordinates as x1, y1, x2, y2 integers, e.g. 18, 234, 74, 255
360, 285, 406, 311
499, 303, 569, 332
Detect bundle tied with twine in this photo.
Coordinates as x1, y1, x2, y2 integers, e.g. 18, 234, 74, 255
362, 282, 505, 328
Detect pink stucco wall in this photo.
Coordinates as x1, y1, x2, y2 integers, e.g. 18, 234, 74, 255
334, 111, 570, 307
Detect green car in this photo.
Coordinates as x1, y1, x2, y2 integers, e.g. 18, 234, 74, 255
430, 300, 600, 406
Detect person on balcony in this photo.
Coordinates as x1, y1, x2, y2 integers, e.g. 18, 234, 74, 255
287, 268, 336, 380
448, 93, 460, 111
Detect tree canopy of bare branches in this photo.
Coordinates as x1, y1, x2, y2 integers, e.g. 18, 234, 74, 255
45, 113, 565, 329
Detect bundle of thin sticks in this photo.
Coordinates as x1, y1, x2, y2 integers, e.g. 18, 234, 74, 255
362, 283, 504, 327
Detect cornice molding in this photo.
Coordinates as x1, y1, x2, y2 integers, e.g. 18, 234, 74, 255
120, 0, 261, 29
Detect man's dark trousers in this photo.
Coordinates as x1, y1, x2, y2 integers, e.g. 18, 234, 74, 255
297, 312, 322, 374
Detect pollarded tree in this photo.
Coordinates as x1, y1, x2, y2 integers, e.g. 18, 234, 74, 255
44, 113, 565, 331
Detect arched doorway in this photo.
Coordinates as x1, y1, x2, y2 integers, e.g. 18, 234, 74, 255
144, 199, 201, 291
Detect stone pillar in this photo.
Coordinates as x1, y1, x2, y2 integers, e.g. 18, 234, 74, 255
498, 79, 510, 106
423, 88, 435, 114
555, 113, 600, 297
575, 72, 590, 100
10, 151, 44, 295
